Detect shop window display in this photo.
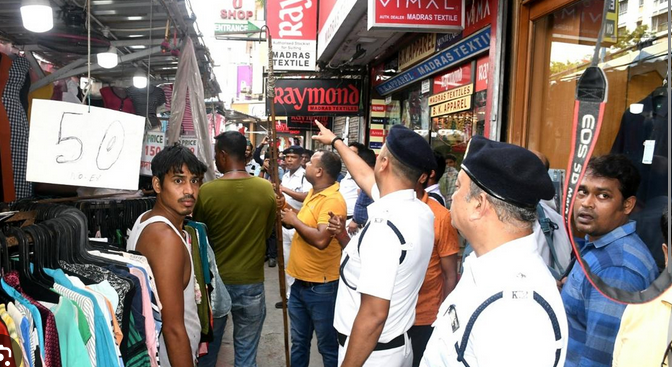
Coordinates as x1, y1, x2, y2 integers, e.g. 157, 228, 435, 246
526, 0, 669, 268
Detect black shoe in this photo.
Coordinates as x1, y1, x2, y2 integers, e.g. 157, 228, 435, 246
275, 301, 284, 309
268, 258, 277, 267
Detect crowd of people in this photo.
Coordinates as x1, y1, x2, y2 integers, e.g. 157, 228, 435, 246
128, 122, 667, 367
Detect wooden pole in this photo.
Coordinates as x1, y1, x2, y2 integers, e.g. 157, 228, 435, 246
263, 26, 291, 367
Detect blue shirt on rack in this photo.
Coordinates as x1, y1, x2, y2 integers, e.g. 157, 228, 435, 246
561, 221, 658, 367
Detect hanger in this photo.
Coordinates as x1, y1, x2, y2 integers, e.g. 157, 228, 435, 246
0, 232, 15, 303
6, 227, 60, 304
22, 226, 54, 288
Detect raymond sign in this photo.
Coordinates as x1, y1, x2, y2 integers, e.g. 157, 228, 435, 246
475, 55, 489, 92
368, 0, 463, 31
433, 63, 472, 93
399, 34, 437, 71
267, 0, 318, 70
270, 79, 362, 116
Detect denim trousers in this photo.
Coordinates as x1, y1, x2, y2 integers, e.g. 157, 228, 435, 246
197, 315, 227, 367
288, 280, 338, 367
222, 282, 266, 367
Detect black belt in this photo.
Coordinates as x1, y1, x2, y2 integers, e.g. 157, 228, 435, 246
294, 279, 337, 288
346, 215, 353, 220
337, 332, 405, 351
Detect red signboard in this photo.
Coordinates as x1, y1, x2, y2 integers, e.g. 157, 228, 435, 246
318, 0, 339, 32
287, 116, 332, 130
266, 0, 318, 71
433, 64, 472, 94
464, 0, 496, 37
368, 0, 463, 32
475, 55, 489, 92
270, 79, 362, 116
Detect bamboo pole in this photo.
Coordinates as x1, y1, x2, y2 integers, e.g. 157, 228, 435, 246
262, 26, 291, 367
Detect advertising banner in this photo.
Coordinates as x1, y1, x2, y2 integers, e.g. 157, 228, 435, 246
429, 84, 473, 106
286, 116, 332, 130
475, 55, 489, 92
430, 96, 472, 117
140, 132, 165, 176
464, 0, 497, 37
267, 0, 318, 70
433, 63, 472, 94
399, 34, 437, 71
368, 0, 463, 31
270, 79, 362, 116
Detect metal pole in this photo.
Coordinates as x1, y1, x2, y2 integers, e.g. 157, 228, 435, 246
262, 26, 291, 367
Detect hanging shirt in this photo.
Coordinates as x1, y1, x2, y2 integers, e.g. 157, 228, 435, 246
52, 284, 96, 367
126, 86, 166, 128
8, 302, 33, 367
51, 297, 92, 367
100, 87, 136, 114
0, 304, 27, 367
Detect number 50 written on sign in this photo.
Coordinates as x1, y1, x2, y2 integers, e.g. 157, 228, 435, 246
55, 112, 126, 170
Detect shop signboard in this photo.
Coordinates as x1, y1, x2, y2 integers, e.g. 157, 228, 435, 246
214, 0, 265, 41
317, 0, 358, 58
270, 79, 362, 116
276, 119, 302, 135
421, 79, 431, 94
430, 96, 472, 117
287, 116, 332, 130
178, 136, 199, 157
267, 0, 318, 70
368, 0, 463, 31
433, 64, 472, 94
475, 55, 489, 92
429, 84, 473, 106
376, 26, 490, 96
436, 32, 463, 51
140, 132, 165, 176
463, 0, 497, 37
399, 34, 437, 71
369, 123, 386, 153
27, 100, 144, 190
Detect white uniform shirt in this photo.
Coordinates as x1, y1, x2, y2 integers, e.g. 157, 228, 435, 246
425, 184, 445, 206
339, 172, 360, 217
420, 234, 568, 367
334, 187, 434, 342
281, 167, 312, 210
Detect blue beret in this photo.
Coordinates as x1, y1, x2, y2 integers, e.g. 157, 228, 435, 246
461, 135, 554, 209
386, 125, 437, 173
282, 145, 304, 155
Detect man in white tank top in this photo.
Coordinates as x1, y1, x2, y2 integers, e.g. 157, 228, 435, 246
126, 144, 209, 367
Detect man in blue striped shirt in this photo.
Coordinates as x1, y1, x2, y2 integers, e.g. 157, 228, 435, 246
561, 155, 658, 367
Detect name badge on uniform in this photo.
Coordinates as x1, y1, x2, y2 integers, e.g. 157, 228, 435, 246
447, 304, 459, 332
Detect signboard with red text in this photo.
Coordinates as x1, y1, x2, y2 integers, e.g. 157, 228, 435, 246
475, 55, 489, 92
267, 0, 318, 70
368, 0, 463, 32
433, 64, 472, 94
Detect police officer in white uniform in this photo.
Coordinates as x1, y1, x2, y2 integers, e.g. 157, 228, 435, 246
420, 136, 568, 367
313, 123, 435, 367
279, 146, 312, 303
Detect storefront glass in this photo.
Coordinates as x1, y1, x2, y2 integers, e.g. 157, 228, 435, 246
527, 0, 669, 268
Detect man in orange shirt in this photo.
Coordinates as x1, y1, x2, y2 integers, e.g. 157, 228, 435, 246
409, 154, 460, 367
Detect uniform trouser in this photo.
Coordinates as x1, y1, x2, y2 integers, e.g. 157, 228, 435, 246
282, 226, 296, 299
338, 333, 412, 367
266, 227, 278, 259
407, 325, 433, 367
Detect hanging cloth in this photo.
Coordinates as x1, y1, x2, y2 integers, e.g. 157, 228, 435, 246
0, 53, 15, 202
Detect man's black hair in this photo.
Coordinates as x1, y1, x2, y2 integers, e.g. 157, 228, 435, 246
348, 142, 367, 152
586, 154, 641, 199
662, 205, 669, 245
445, 153, 457, 162
316, 149, 341, 180
358, 148, 376, 168
432, 151, 446, 179
152, 143, 208, 184
303, 149, 314, 157
215, 131, 247, 161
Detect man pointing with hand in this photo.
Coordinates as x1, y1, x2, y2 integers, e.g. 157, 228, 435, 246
313, 121, 435, 367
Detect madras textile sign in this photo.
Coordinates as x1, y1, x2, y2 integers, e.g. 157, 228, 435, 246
376, 26, 490, 96
399, 34, 437, 71
287, 116, 332, 130
430, 96, 472, 117
267, 0, 318, 70
429, 84, 473, 106
271, 79, 362, 116
433, 64, 472, 94
368, 0, 463, 31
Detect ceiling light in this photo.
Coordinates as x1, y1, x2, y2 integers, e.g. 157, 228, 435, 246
128, 34, 143, 38
127, 16, 143, 20
133, 69, 147, 88
129, 45, 146, 49
20, 0, 54, 33
97, 46, 118, 69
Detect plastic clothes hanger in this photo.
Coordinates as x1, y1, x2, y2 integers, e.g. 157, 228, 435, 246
6, 227, 60, 304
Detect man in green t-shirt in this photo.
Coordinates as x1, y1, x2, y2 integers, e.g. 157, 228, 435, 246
193, 131, 276, 367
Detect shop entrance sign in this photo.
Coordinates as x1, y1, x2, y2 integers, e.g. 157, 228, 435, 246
26, 100, 144, 190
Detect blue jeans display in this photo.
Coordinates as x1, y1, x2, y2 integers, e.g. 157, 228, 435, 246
288, 280, 338, 367
225, 282, 266, 367
197, 315, 227, 367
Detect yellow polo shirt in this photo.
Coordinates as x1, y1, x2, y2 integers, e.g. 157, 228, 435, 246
286, 182, 347, 283
612, 288, 672, 367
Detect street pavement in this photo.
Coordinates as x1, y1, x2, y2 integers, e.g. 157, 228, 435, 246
214, 262, 325, 367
